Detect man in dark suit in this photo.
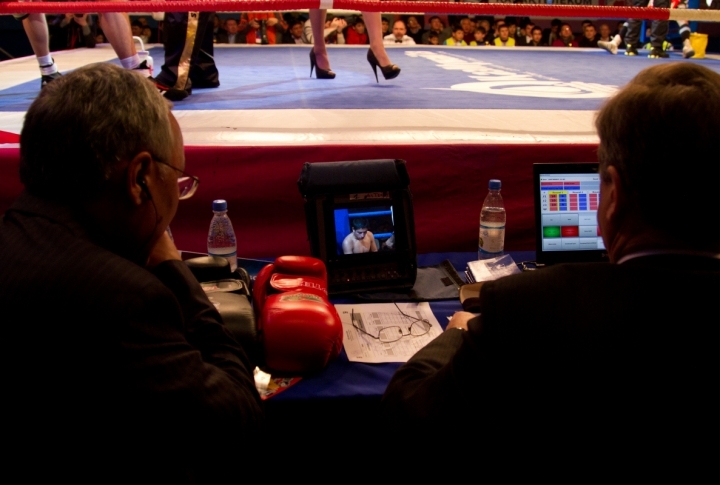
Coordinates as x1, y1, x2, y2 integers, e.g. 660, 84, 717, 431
0, 63, 264, 480
382, 63, 720, 468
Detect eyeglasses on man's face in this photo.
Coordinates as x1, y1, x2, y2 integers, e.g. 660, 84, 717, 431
153, 159, 200, 200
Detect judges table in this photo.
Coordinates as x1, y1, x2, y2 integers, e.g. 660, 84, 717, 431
262, 251, 535, 437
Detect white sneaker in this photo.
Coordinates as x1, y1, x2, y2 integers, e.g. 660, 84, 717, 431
682, 39, 695, 59
598, 40, 618, 55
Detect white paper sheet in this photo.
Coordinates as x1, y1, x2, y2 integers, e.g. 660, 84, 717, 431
335, 302, 443, 363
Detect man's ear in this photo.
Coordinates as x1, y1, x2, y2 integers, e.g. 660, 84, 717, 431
599, 164, 628, 240
603, 165, 625, 224
126, 152, 154, 206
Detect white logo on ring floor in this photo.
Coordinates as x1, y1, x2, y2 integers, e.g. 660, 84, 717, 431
407, 51, 618, 99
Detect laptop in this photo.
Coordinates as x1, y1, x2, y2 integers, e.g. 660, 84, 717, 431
533, 163, 609, 265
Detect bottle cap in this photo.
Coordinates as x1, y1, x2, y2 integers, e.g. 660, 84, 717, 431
489, 179, 501, 190
212, 199, 228, 211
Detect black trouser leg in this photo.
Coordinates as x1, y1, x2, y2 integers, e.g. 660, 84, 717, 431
189, 12, 219, 88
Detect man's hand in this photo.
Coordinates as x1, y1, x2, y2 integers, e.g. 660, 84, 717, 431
447, 311, 474, 331
146, 230, 181, 268
74, 14, 88, 27
331, 18, 347, 33
266, 17, 278, 27
249, 20, 260, 30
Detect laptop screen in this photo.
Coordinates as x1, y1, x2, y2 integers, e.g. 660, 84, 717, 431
533, 163, 609, 265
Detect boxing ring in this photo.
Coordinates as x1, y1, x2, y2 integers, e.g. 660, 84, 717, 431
1, 2, 719, 258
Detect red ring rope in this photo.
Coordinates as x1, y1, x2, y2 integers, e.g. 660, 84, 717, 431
0, 1, 716, 22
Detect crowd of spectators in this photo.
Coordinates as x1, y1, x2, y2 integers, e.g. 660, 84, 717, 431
209, 13, 636, 52
39, 12, 678, 54
42, 14, 161, 51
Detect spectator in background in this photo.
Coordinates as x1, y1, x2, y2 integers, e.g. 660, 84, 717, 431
324, 15, 347, 44
579, 23, 599, 47
506, 19, 518, 41
471, 27, 489, 45
381, 17, 391, 37
216, 18, 241, 44
528, 26, 545, 46
578, 19, 593, 41
384, 20, 415, 45
49, 14, 96, 51
460, 17, 476, 44
302, 15, 346, 45
423, 16, 450, 45
516, 21, 534, 46
444, 26, 468, 46
142, 26, 154, 43
212, 14, 226, 43
599, 23, 612, 42
494, 24, 515, 46
553, 23, 579, 47
544, 18, 562, 45
131, 19, 143, 38
426, 31, 439, 45
492, 19, 505, 40
282, 20, 306, 44
406, 16, 424, 44
346, 18, 369, 45
240, 12, 286, 44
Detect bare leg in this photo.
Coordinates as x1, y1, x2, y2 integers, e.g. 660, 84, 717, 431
309, 9, 330, 70
362, 12, 392, 67
22, 14, 50, 58
99, 11, 136, 60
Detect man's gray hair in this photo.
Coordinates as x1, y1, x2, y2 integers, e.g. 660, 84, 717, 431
20, 63, 173, 202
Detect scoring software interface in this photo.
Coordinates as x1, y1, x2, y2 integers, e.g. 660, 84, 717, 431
539, 173, 606, 251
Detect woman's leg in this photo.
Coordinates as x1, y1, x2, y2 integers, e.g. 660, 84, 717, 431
309, 9, 331, 70
362, 12, 393, 67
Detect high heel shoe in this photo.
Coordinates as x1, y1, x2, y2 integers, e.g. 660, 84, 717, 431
367, 49, 400, 83
309, 50, 336, 79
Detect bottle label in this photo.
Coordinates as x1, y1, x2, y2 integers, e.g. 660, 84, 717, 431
479, 224, 505, 254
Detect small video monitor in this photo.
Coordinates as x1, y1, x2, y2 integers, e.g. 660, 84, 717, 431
299, 160, 417, 295
334, 205, 395, 256
533, 163, 609, 265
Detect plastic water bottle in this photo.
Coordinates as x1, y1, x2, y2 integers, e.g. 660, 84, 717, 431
207, 200, 237, 271
478, 179, 506, 260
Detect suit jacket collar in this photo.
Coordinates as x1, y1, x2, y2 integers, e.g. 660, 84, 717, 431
619, 252, 720, 272
7, 191, 90, 240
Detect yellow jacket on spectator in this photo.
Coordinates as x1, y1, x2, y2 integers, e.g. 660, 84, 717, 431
494, 37, 515, 46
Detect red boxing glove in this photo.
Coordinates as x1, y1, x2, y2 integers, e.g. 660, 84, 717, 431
254, 256, 343, 374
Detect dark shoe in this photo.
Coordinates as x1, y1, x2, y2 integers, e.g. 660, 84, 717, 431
148, 76, 191, 101
624, 44, 638, 56
648, 47, 669, 58
309, 49, 335, 79
133, 60, 152, 77
41, 71, 62, 89
366, 48, 400, 83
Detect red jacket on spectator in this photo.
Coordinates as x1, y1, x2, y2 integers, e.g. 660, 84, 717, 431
553, 38, 579, 47
346, 28, 368, 45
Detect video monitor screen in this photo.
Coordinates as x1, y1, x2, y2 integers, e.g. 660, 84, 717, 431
333, 205, 396, 256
